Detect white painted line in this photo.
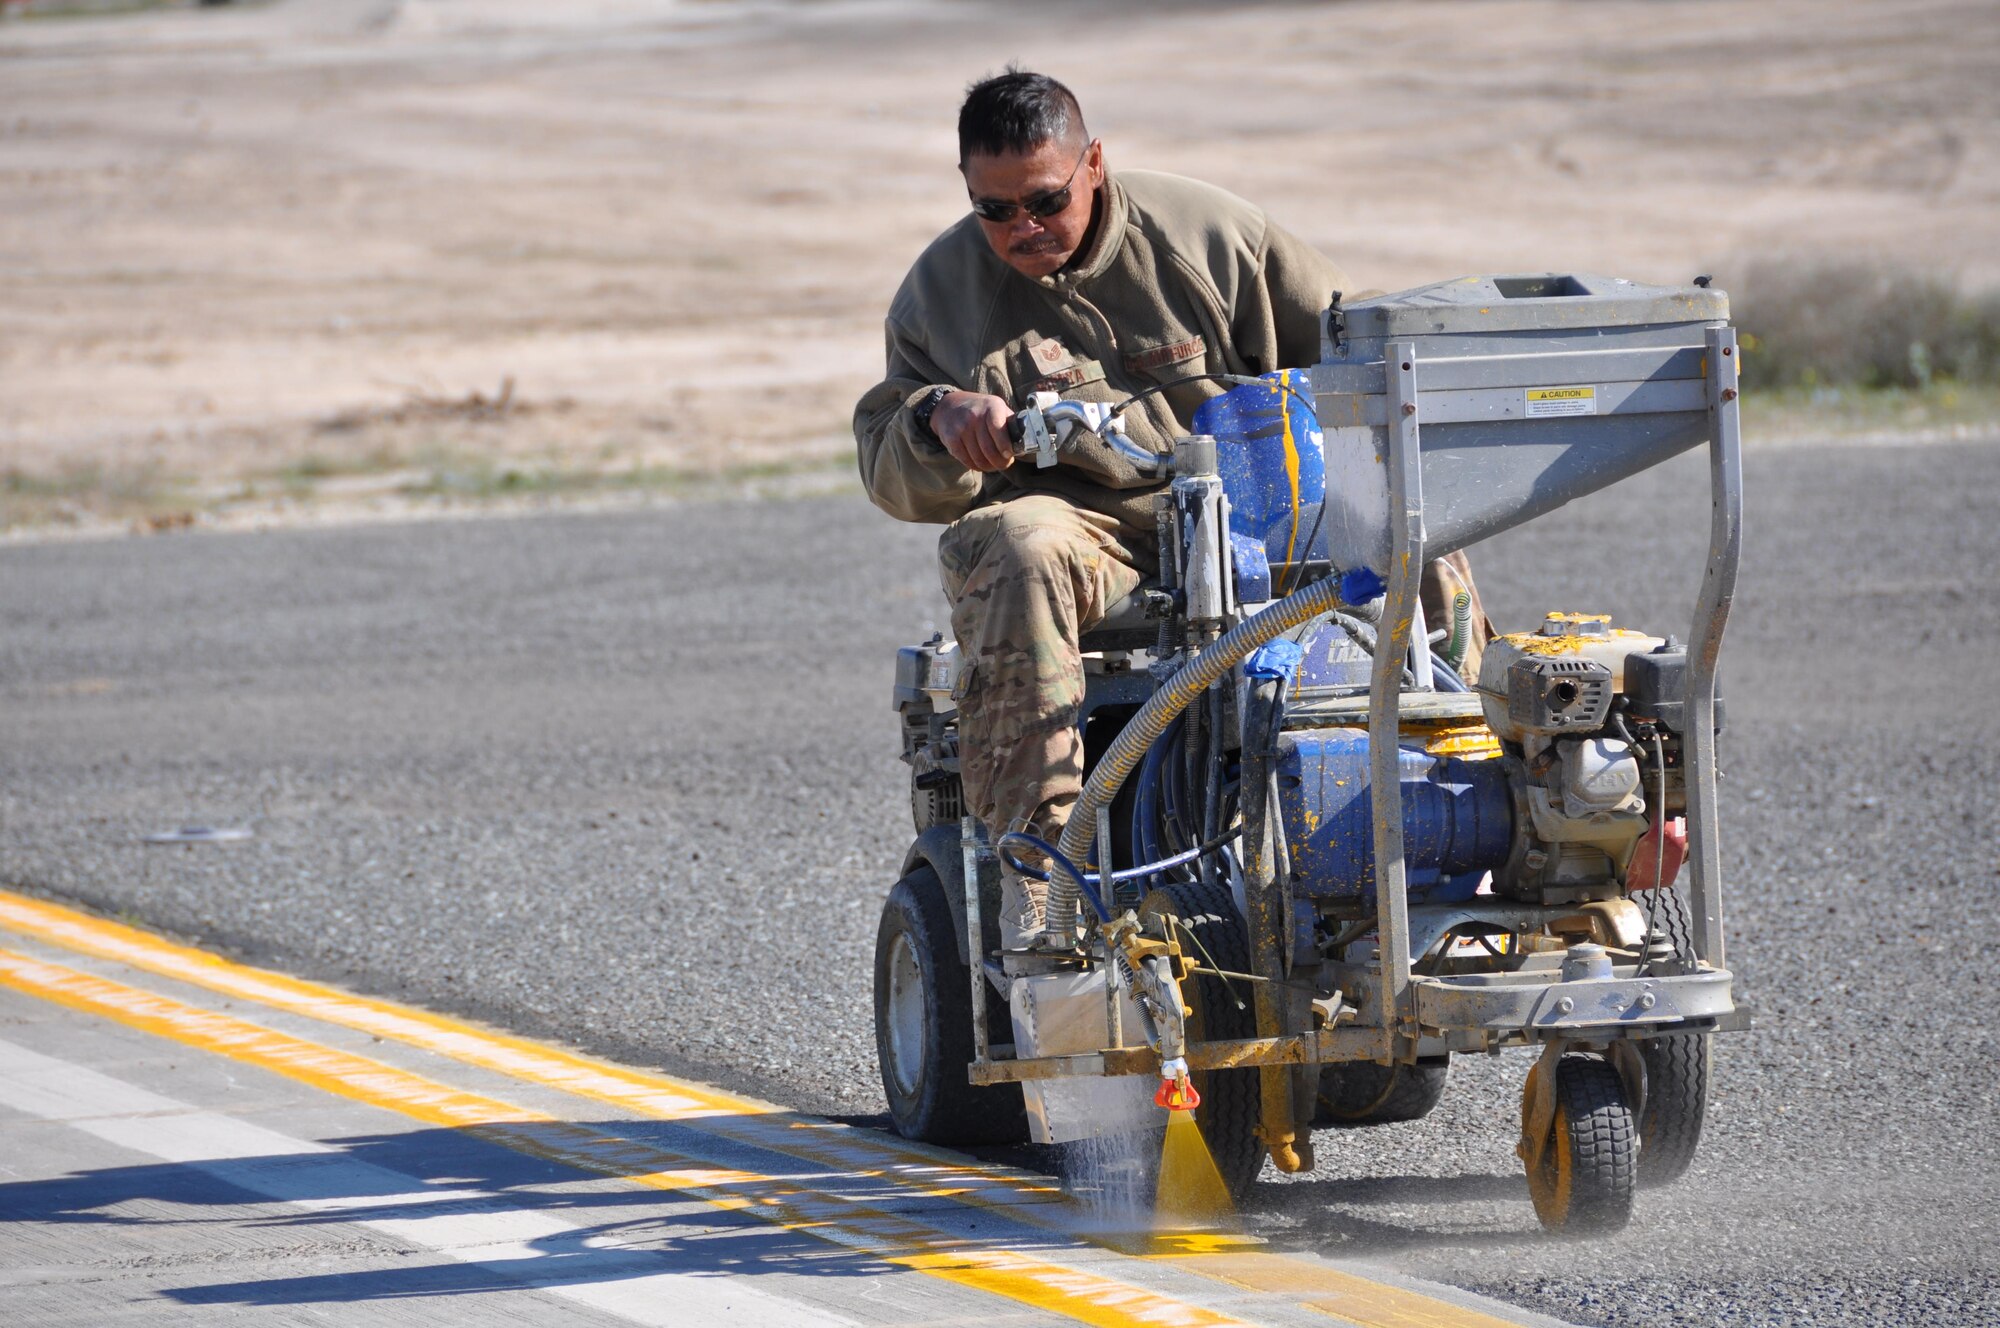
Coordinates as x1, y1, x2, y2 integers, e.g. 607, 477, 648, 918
0, 901, 1562, 1327
0, 1037, 857, 1328
0, 950, 1267, 1327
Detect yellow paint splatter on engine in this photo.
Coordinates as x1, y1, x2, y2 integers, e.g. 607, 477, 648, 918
1413, 721, 1503, 760
1509, 613, 1652, 657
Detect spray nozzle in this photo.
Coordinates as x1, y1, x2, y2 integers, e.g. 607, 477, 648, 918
1155, 1058, 1201, 1112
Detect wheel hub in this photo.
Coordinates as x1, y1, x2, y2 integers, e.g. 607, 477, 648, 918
882, 930, 927, 1098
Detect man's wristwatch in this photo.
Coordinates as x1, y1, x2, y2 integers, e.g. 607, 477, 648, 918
912, 385, 954, 440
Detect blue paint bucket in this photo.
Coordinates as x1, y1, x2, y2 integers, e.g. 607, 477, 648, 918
1192, 369, 1327, 576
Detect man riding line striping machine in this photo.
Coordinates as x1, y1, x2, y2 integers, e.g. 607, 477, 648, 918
858, 72, 1744, 1234
876, 272, 1747, 1235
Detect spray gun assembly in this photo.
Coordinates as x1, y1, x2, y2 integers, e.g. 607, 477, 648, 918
876, 274, 1746, 1234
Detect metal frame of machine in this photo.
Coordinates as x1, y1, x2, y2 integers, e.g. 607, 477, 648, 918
877, 274, 1748, 1233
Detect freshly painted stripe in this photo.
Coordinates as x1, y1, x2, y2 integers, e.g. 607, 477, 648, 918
0, 888, 1548, 1328
0, 889, 1063, 1221
0, 948, 1253, 1328
1162, 1254, 1529, 1328
0, 1038, 848, 1328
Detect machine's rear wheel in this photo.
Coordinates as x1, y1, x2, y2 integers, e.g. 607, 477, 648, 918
1635, 883, 1711, 1186
1315, 1057, 1450, 1126
874, 865, 1026, 1146
1523, 1053, 1637, 1235
1142, 882, 1263, 1199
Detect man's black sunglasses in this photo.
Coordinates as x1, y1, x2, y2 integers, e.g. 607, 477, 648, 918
968, 141, 1093, 224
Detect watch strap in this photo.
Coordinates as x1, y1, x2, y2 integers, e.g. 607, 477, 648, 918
912, 385, 953, 439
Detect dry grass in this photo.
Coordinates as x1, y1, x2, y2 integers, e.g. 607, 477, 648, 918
0, 0, 196, 16
1731, 261, 2000, 390
1744, 382, 2000, 443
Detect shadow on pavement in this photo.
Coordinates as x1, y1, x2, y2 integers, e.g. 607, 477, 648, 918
1256, 1172, 1526, 1206
1241, 1172, 1549, 1256
0, 1119, 963, 1307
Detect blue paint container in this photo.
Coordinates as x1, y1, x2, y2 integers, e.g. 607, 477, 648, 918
1193, 369, 1327, 578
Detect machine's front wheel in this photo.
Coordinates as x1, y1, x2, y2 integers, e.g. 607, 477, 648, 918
1142, 882, 1263, 1199
1523, 1053, 1637, 1235
1635, 1031, 1710, 1187
1315, 1057, 1450, 1127
873, 865, 1026, 1146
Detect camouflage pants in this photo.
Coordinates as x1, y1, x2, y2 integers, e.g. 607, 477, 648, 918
939, 495, 1147, 852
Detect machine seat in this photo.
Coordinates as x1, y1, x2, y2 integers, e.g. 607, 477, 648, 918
1079, 584, 1163, 654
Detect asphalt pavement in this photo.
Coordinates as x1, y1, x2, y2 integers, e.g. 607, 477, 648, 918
4, 439, 1997, 1327
8, 889, 1564, 1328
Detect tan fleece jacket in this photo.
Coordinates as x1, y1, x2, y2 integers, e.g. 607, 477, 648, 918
853, 170, 1352, 543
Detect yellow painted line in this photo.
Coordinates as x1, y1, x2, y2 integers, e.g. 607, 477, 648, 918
1160, 1254, 1526, 1328
0, 891, 1538, 1327
0, 889, 1058, 1216
0, 946, 1248, 1328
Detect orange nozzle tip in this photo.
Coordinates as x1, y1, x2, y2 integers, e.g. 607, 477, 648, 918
1154, 1077, 1201, 1112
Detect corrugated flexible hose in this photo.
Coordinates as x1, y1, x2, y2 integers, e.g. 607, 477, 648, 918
1046, 564, 1386, 942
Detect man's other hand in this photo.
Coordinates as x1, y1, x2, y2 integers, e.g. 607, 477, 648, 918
932, 391, 1018, 472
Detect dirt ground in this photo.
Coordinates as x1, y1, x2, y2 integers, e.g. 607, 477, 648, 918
3, 0, 1996, 532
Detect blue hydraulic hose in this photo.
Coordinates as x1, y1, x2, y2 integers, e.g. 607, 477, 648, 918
1107, 829, 1242, 883
995, 832, 1111, 924
999, 825, 1243, 891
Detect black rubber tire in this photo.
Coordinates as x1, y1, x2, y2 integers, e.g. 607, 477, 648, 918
1315, 1057, 1451, 1126
1527, 1053, 1637, 1236
1636, 1033, 1710, 1187
1635, 884, 1711, 1187
1144, 881, 1263, 1199
873, 865, 1026, 1146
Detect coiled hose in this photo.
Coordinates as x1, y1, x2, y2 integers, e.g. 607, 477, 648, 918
1443, 589, 1472, 672
1046, 564, 1386, 941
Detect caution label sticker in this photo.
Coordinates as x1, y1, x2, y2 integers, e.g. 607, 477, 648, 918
1524, 385, 1597, 418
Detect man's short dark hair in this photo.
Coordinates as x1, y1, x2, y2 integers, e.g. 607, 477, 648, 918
958, 68, 1086, 163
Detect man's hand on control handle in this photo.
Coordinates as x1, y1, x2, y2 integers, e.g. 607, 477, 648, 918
931, 391, 1018, 473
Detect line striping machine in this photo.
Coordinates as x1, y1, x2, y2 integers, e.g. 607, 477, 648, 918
876, 273, 1745, 1234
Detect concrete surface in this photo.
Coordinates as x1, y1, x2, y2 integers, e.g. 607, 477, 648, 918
4, 439, 1998, 1325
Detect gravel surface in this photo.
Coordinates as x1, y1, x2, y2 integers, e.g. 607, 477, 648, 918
5, 441, 1998, 1325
